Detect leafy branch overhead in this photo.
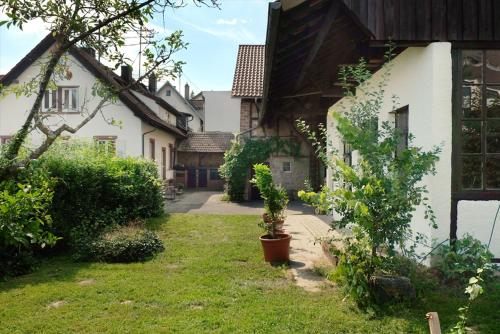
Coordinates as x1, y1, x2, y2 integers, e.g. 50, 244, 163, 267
0, 0, 219, 179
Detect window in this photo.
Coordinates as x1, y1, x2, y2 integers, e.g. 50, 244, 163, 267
162, 147, 167, 180
455, 50, 500, 192
343, 141, 352, 166
169, 144, 174, 169
166, 89, 171, 96
209, 168, 221, 180
394, 105, 409, 156
94, 136, 116, 155
1, 136, 12, 145
150, 138, 155, 161
42, 87, 79, 113
282, 161, 291, 172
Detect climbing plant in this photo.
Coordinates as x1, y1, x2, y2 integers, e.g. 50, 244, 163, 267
219, 137, 301, 202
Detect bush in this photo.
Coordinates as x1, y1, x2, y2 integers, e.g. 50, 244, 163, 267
0, 169, 58, 278
90, 225, 164, 263
219, 137, 301, 202
434, 234, 495, 285
38, 141, 164, 254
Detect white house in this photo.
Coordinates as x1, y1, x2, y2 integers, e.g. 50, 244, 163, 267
156, 81, 204, 132
0, 34, 188, 181
199, 91, 241, 133
261, 0, 500, 260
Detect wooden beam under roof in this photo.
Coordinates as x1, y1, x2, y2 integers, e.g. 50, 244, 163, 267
294, 0, 342, 91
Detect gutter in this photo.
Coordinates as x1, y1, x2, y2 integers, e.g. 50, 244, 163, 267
142, 129, 156, 157
260, 1, 281, 123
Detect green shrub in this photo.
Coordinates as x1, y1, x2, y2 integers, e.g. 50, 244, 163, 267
219, 137, 301, 202
0, 169, 58, 278
434, 234, 495, 285
251, 163, 288, 238
39, 141, 164, 256
90, 225, 164, 263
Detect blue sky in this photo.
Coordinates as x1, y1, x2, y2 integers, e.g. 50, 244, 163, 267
0, 0, 272, 94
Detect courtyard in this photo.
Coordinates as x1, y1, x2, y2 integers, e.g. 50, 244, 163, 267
1, 214, 499, 333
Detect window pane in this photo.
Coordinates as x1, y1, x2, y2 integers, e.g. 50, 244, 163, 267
463, 50, 483, 84
462, 155, 482, 189
487, 120, 500, 153
71, 88, 78, 109
64, 89, 69, 109
463, 85, 482, 118
486, 85, 500, 117
44, 91, 49, 109
51, 90, 57, 108
485, 51, 500, 83
462, 120, 482, 153
486, 155, 500, 189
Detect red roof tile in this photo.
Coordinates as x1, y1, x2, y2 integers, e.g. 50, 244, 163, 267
231, 45, 265, 98
177, 132, 234, 153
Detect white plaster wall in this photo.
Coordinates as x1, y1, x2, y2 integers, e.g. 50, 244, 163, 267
157, 83, 204, 132
328, 43, 458, 257
202, 91, 241, 133
142, 122, 176, 179
131, 90, 177, 127
0, 47, 177, 175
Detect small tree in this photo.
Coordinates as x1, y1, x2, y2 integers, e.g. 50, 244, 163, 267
297, 47, 441, 308
0, 0, 219, 180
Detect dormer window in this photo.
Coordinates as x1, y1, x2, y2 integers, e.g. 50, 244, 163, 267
42, 86, 79, 113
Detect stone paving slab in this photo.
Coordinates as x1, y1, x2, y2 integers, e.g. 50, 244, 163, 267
285, 215, 339, 291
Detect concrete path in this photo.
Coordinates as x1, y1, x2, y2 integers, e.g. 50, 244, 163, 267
165, 190, 315, 216
166, 191, 336, 291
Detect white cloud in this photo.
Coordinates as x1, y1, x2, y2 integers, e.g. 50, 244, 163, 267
174, 16, 258, 43
216, 18, 248, 25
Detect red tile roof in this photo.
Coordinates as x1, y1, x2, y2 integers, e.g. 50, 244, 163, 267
177, 132, 234, 153
231, 45, 265, 98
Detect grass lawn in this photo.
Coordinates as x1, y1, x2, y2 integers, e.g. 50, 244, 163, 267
1, 214, 499, 333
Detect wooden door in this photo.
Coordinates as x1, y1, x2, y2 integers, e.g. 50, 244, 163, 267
187, 168, 196, 188
198, 168, 207, 188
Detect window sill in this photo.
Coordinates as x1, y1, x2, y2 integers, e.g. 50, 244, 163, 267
452, 191, 500, 201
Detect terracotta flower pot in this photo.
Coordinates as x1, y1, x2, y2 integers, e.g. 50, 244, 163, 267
259, 233, 292, 263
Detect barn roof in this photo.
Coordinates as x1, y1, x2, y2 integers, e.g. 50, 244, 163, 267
177, 132, 234, 153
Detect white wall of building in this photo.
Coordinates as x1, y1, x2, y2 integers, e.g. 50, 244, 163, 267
327, 43, 499, 258
0, 47, 178, 176
157, 82, 204, 132
203, 91, 241, 133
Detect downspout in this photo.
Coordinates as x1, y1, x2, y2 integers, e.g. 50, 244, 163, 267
142, 128, 156, 157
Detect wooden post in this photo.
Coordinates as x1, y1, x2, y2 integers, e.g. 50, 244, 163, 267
426, 312, 442, 334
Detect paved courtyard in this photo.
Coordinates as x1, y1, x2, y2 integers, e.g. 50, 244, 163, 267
166, 191, 337, 291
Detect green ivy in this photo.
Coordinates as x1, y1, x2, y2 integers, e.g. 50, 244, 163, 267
219, 137, 301, 202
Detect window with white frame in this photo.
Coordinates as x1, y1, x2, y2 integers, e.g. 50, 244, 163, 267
94, 136, 116, 155
42, 87, 79, 112
282, 161, 291, 172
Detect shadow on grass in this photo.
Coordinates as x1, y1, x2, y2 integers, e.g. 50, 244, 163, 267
0, 256, 91, 292
145, 213, 170, 231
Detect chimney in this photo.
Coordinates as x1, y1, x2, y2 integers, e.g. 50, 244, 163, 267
121, 65, 132, 83
184, 83, 190, 99
148, 73, 157, 93
80, 47, 96, 58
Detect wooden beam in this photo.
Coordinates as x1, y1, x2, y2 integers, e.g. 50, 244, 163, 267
426, 312, 442, 334
294, 1, 341, 90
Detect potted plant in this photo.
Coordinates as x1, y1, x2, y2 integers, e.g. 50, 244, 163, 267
251, 163, 291, 263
